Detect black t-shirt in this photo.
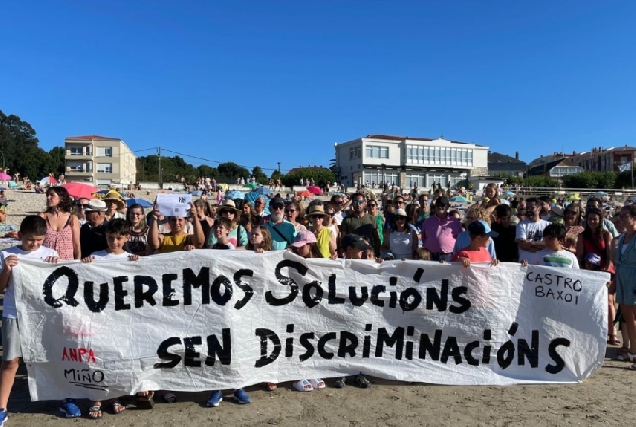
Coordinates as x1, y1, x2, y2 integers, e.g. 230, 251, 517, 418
80, 221, 109, 257
491, 222, 518, 262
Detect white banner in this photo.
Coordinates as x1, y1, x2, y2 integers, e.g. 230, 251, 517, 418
13, 251, 609, 401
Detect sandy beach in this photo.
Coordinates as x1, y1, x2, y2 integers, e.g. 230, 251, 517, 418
1, 189, 634, 427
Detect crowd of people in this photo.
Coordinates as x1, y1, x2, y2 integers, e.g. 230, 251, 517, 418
0, 182, 633, 422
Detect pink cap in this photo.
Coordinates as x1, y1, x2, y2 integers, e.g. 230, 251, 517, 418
292, 230, 317, 247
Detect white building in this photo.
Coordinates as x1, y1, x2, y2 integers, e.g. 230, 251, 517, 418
333, 134, 489, 189
65, 135, 136, 186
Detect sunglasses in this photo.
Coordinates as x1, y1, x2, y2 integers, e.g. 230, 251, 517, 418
254, 202, 263, 205
368, 204, 377, 207
352, 200, 365, 204
76, 204, 89, 208
285, 209, 296, 213
394, 201, 405, 205
272, 205, 285, 210
334, 200, 343, 204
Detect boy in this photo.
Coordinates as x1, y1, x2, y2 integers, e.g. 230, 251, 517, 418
81, 218, 138, 418
82, 219, 139, 262
524, 223, 579, 268
210, 218, 235, 250
0, 216, 64, 423
492, 204, 518, 262
450, 221, 500, 268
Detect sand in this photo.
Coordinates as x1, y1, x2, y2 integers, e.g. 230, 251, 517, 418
2, 189, 635, 426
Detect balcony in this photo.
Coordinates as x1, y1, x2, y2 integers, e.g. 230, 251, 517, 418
65, 149, 93, 159
66, 167, 92, 175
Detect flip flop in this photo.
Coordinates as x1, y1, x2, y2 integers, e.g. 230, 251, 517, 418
162, 392, 177, 403
111, 401, 126, 415
293, 379, 314, 392
87, 405, 102, 420
309, 378, 326, 389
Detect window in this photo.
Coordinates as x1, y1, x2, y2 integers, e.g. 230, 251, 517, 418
97, 163, 112, 174
97, 147, 112, 157
70, 146, 83, 155
406, 173, 426, 188
365, 145, 388, 159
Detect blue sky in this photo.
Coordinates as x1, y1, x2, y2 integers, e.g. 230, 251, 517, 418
2, 1, 635, 174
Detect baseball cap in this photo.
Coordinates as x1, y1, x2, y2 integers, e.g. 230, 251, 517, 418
269, 196, 285, 207
467, 220, 499, 237
292, 230, 317, 248
342, 234, 372, 251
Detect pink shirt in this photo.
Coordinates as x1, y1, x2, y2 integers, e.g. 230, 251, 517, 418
421, 214, 462, 253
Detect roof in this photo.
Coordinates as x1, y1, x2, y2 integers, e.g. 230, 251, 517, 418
527, 158, 579, 176
488, 151, 526, 172
65, 135, 120, 141
364, 134, 483, 147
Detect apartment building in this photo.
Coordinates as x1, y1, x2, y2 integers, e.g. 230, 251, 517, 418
571, 146, 636, 172
65, 135, 136, 186
333, 134, 489, 189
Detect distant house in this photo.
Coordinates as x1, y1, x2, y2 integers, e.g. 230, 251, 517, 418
527, 158, 583, 179
488, 151, 527, 177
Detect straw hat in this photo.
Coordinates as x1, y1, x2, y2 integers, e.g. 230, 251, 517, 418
306, 204, 330, 220
219, 199, 238, 214
103, 192, 125, 210
394, 208, 408, 218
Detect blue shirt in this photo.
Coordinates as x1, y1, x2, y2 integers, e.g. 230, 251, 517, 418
452, 230, 497, 259
265, 220, 297, 251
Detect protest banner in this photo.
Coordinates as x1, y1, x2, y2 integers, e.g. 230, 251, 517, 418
13, 251, 609, 401
155, 193, 191, 217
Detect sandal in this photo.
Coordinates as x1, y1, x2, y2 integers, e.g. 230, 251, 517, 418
353, 373, 371, 389
625, 363, 636, 371
87, 405, 102, 420
293, 379, 314, 392
111, 401, 126, 415
267, 382, 277, 391
614, 352, 636, 362
608, 335, 621, 346
309, 378, 326, 389
333, 376, 346, 389
162, 392, 177, 403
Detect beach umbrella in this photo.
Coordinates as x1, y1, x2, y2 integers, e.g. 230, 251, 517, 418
227, 190, 245, 200
0, 173, 11, 181
252, 187, 273, 196
126, 198, 153, 208
450, 196, 469, 203
502, 190, 515, 197
61, 182, 98, 200
243, 182, 258, 189
297, 190, 313, 197
39, 176, 57, 186
190, 190, 202, 197
307, 186, 322, 195
0, 186, 6, 191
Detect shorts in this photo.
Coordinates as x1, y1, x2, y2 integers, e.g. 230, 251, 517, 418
2, 318, 22, 361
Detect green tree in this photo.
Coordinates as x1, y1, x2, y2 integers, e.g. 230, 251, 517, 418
251, 166, 268, 184
47, 147, 66, 176
217, 162, 249, 181
526, 175, 558, 187
281, 168, 334, 187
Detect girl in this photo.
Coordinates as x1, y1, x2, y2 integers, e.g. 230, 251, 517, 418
285, 201, 306, 233
290, 230, 327, 392
126, 203, 150, 256
563, 203, 584, 254
40, 187, 81, 260
382, 208, 418, 260
148, 205, 205, 253
367, 200, 384, 246
193, 199, 214, 242
306, 205, 337, 259
246, 226, 272, 253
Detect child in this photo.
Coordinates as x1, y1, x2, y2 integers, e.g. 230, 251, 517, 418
523, 223, 579, 268
81, 218, 139, 418
450, 221, 500, 268
0, 216, 63, 422
416, 248, 431, 261
207, 218, 251, 406
210, 218, 235, 250
246, 226, 272, 253
82, 219, 140, 262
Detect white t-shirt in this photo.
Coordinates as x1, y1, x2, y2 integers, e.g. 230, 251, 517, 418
90, 250, 131, 260
516, 219, 550, 262
1, 245, 59, 319
334, 211, 345, 226
528, 249, 579, 269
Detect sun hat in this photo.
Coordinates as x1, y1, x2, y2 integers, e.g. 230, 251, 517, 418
341, 234, 372, 251
85, 199, 108, 212
306, 204, 330, 220
292, 230, 317, 248
103, 192, 125, 210
394, 208, 408, 218
220, 199, 238, 214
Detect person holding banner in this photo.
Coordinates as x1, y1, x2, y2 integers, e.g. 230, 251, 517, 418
450, 221, 499, 268
516, 197, 550, 262
614, 204, 636, 366
0, 216, 62, 423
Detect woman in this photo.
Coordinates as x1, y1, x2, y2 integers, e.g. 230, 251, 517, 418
239, 201, 255, 234
148, 205, 205, 253
382, 208, 418, 259
193, 199, 214, 242
285, 201, 306, 233
207, 200, 247, 249
40, 187, 80, 260
614, 204, 636, 366
367, 200, 384, 246
74, 198, 90, 226
563, 204, 584, 254
306, 205, 336, 259
577, 207, 616, 344
103, 192, 126, 220
126, 203, 150, 256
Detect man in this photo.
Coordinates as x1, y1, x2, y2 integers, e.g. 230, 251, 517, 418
339, 193, 380, 256
254, 196, 268, 218
491, 204, 518, 262
264, 197, 297, 251
538, 196, 552, 221
421, 196, 462, 261
331, 194, 346, 225
516, 197, 550, 262
80, 200, 109, 258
